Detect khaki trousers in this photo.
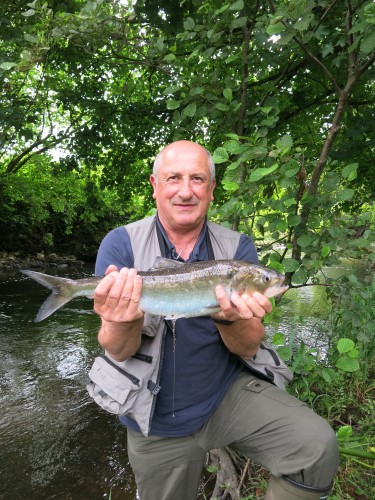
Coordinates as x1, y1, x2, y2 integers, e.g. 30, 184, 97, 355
127, 370, 338, 500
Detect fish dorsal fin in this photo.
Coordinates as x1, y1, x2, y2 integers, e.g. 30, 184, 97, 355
148, 256, 185, 271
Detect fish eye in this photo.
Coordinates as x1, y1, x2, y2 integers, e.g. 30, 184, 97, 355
264, 275, 270, 282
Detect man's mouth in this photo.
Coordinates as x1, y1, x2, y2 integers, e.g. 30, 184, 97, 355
174, 203, 196, 208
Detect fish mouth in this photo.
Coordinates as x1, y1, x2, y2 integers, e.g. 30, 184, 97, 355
264, 284, 289, 298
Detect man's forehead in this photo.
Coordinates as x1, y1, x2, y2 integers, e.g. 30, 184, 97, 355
159, 167, 209, 177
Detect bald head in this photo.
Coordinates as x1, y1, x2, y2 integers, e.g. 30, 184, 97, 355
153, 141, 216, 183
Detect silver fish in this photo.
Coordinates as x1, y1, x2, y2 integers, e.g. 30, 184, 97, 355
22, 257, 288, 322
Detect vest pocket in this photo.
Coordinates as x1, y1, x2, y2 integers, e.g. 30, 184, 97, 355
87, 355, 141, 415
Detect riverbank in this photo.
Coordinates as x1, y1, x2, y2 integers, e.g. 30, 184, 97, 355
0, 251, 87, 273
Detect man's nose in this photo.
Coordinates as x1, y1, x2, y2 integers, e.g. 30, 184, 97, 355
178, 178, 193, 198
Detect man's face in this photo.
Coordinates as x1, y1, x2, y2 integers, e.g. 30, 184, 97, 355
150, 142, 216, 232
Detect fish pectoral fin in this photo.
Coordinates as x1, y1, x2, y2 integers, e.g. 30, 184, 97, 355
149, 257, 185, 271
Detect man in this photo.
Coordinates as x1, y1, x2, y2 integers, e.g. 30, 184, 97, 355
93, 140, 338, 499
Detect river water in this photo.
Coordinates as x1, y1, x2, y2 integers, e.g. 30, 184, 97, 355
0, 264, 136, 500
0, 262, 346, 499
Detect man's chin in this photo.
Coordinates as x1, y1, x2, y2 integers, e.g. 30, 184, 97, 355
173, 212, 201, 226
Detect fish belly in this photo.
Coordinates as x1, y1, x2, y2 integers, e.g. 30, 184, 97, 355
140, 285, 221, 318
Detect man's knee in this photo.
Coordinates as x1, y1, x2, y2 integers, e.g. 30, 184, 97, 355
286, 412, 339, 487
296, 413, 338, 463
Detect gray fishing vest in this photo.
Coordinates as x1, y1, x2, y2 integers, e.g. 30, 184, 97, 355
87, 215, 293, 436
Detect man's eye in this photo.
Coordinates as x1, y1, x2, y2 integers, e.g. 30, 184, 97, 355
192, 177, 203, 183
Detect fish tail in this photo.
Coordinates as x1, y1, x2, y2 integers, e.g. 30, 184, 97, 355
21, 270, 77, 322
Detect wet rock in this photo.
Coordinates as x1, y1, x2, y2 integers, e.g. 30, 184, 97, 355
0, 251, 84, 273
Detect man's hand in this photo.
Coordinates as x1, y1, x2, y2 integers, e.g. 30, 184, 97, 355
211, 287, 272, 359
212, 286, 273, 323
94, 266, 144, 324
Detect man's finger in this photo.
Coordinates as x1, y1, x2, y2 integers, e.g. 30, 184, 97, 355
127, 274, 143, 314
104, 264, 119, 275
94, 271, 118, 306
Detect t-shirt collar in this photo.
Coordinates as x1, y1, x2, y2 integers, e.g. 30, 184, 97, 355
155, 214, 207, 262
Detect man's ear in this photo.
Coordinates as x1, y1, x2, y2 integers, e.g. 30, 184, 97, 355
150, 174, 157, 199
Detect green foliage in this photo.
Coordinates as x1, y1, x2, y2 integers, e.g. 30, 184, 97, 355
270, 260, 375, 498
0, 157, 129, 255
1, 0, 374, 261
272, 257, 375, 398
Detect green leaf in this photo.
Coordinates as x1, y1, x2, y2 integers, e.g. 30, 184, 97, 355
278, 31, 295, 45
337, 425, 353, 439
214, 5, 230, 16
184, 17, 195, 31
321, 43, 334, 58
164, 53, 176, 63
223, 88, 233, 101
249, 163, 278, 182
272, 333, 286, 345
156, 37, 165, 51
182, 103, 197, 118
0, 62, 17, 70
287, 214, 301, 226
163, 85, 180, 95
22, 8, 35, 16
166, 100, 181, 110
348, 274, 359, 285
229, 0, 244, 11
277, 346, 292, 361
364, 3, 375, 24
189, 86, 204, 96
213, 147, 229, 164
226, 161, 241, 171
283, 198, 296, 208
284, 159, 300, 177
321, 246, 330, 257
222, 180, 239, 191
341, 163, 358, 181
223, 140, 242, 154
276, 220, 288, 232
321, 367, 335, 383
337, 338, 355, 354
292, 269, 308, 285
260, 106, 273, 115
24, 34, 39, 44
283, 258, 300, 272
348, 348, 359, 359
336, 356, 360, 372
215, 102, 230, 112
261, 117, 277, 127
360, 30, 375, 54
266, 22, 285, 35
269, 261, 284, 274
293, 13, 314, 31
230, 16, 247, 29
276, 134, 293, 151
297, 233, 312, 247
352, 238, 370, 248
337, 188, 354, 202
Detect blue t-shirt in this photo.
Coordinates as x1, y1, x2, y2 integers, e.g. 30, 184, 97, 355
95, 217, 259, 436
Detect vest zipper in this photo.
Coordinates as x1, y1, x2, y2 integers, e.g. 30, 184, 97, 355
147, 323, 167, 434
171, 319, 177, 418
100, 355, 140, 385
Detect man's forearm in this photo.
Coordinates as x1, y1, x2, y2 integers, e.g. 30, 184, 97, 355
214, 318, 265, 359
98, 317, 144, 361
